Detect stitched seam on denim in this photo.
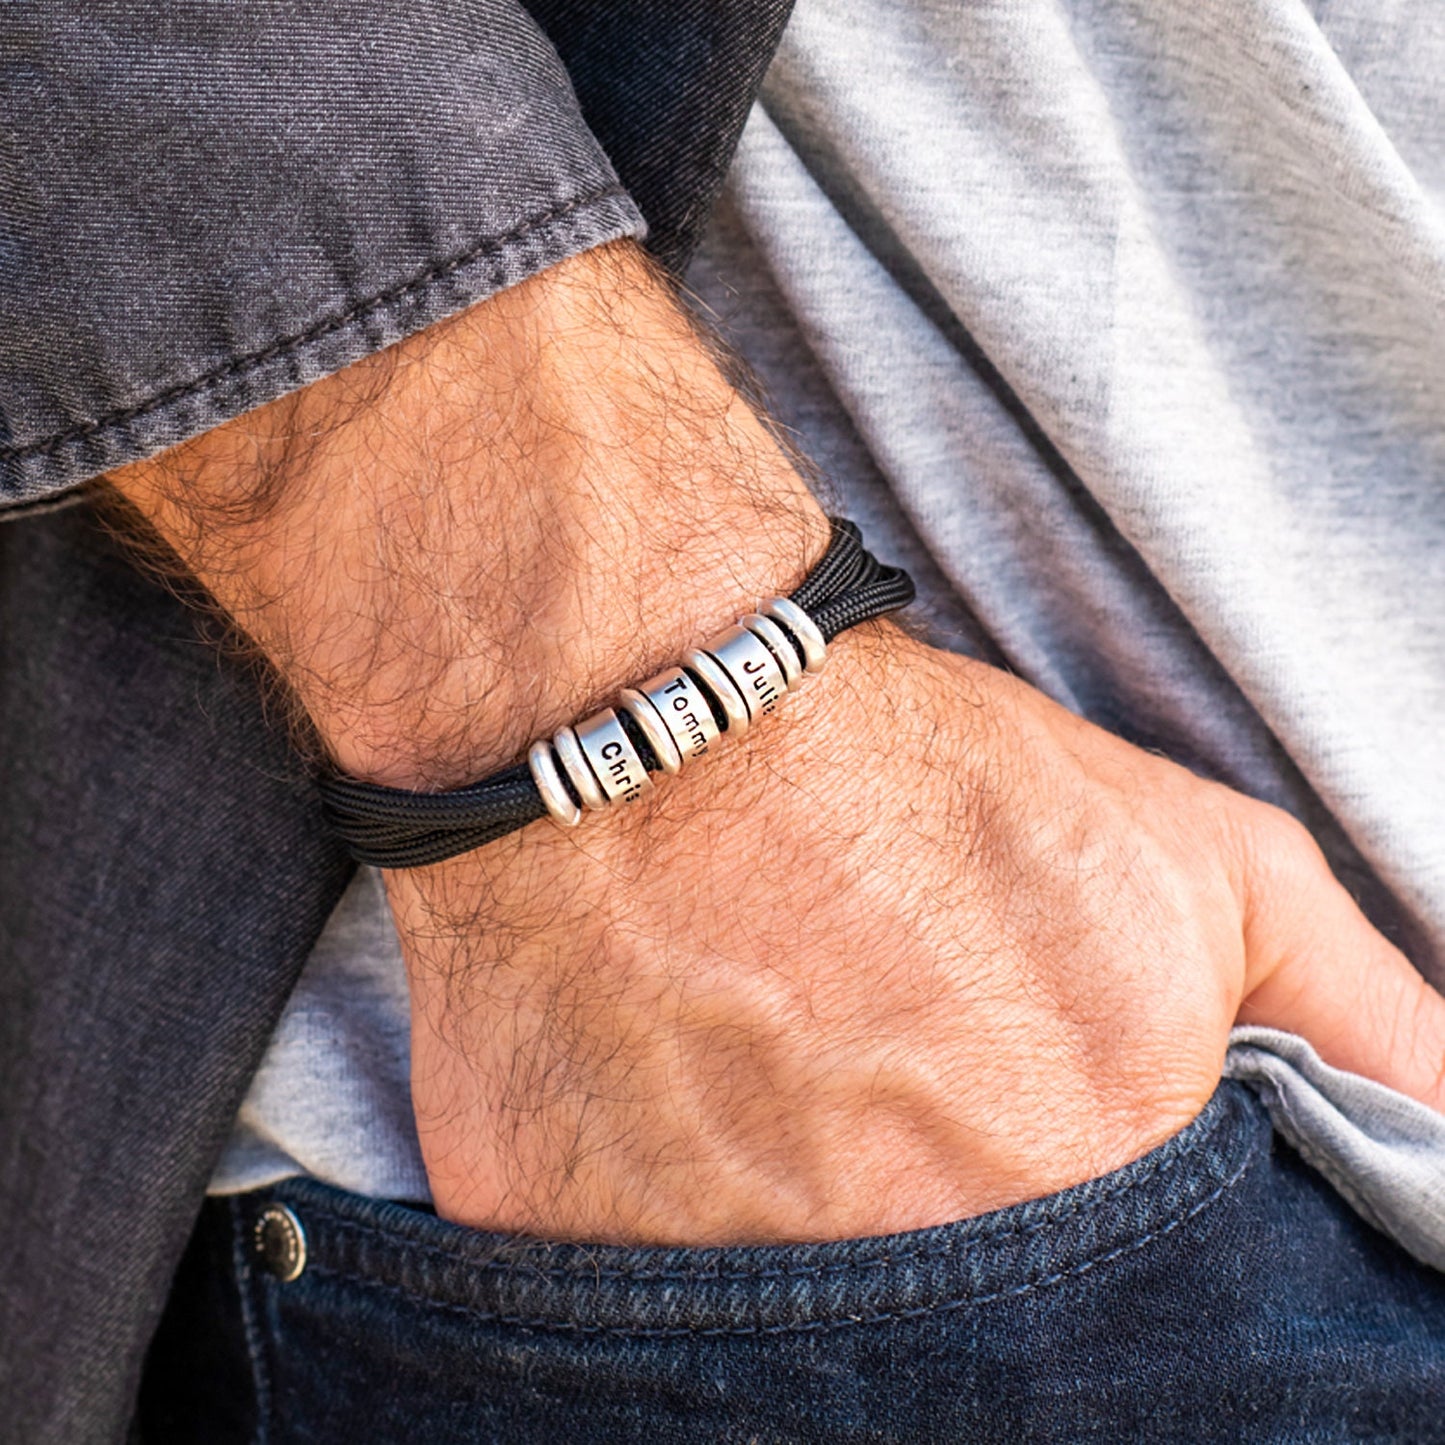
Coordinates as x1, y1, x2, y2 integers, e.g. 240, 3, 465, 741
0, 481, 98, 521
0, 185, 632, 464
294, 1128, 1263, 1337
295, 1099, 1234, 1286
229, 1199, 273, 1445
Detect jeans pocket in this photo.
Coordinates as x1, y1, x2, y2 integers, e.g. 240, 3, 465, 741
202, 1080, 1445, 1444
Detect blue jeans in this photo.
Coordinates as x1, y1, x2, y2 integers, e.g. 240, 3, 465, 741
140, 1083, 1445, 1442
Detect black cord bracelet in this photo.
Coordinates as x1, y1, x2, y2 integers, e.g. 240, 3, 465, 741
319, 518, 915, 867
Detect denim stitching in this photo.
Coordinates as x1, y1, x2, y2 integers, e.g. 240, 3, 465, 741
229, 1197, 274, 1445
0, 186, 631, 464
0, 481, 99, 521
292, 1098, 1235, 1286
288, 1126, 1263, 1338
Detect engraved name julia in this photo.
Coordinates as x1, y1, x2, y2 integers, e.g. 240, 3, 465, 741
742, 656, 780, 711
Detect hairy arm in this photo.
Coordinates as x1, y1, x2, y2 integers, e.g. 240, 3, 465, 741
108, 240, 1445, 1244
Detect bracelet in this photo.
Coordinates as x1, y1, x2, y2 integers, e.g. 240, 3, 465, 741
319, 518, 915, 867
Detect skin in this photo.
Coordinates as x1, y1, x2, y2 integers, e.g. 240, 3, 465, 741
108, 241, 1445, 1245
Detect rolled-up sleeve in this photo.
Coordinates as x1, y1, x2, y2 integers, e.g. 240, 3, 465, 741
0, 1, 646, 505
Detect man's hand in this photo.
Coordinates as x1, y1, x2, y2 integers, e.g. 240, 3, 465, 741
393, 628, 1445, 1242
108, 241, 1445, 1245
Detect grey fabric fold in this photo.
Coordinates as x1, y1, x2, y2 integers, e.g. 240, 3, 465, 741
1225, 1027, 1445, 1272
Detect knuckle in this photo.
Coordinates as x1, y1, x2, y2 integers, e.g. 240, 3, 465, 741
1236, 800, 1329, 893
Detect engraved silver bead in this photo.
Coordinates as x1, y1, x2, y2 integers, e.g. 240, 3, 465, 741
740, 612, 804, 689
760, 596, 827, 674
618, 687, 684, 775
681, 647, 751, 737
700, 624, 788, 723
631, 666, 720, 764
552, 725, 609, 811
574, 708, 653, 805
527, 739, 582, 827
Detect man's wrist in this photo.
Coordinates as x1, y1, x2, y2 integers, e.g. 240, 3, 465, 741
314, 481, 831, 791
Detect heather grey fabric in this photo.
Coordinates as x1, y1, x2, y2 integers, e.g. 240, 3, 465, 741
738, 0, 1445, 965
214, 0, 1445, 1267
1224, 1027, 1445, 1271
718, 0, 1445, 1262
208, 867, 427, 1202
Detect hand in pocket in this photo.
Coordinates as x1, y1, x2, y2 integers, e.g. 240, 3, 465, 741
391, 630, 1445, 1245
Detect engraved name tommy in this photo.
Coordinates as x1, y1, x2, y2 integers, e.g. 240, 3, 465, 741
661, 676, 711, 754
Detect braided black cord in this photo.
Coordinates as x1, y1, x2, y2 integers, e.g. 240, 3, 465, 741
320, 518, 914, 866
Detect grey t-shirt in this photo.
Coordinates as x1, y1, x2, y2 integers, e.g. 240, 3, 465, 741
211, 0, 1445, 1264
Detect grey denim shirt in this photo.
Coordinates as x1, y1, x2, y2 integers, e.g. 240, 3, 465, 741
0, 4, 792, 1439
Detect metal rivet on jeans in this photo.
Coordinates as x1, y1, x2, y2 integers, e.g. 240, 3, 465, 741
253, 1203, 307, 1282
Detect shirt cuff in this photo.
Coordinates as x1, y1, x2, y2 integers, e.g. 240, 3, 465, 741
0, 1, 647, 509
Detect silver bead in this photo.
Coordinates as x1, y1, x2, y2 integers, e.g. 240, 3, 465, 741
629, 666, 720, 764
574, 708, 653, 805
618, 687, 684, 775
760, 596, 828, 674
527, 739, 582, 827
740, 612, 803, 689
700, 624, 787, 723
681, 647, 751, 737
552, 725, 609, 812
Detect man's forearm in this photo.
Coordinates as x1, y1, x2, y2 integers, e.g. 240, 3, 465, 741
110, 241, 829, 791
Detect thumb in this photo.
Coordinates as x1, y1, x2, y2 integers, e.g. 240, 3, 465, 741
1235, 810, 1445, 1112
